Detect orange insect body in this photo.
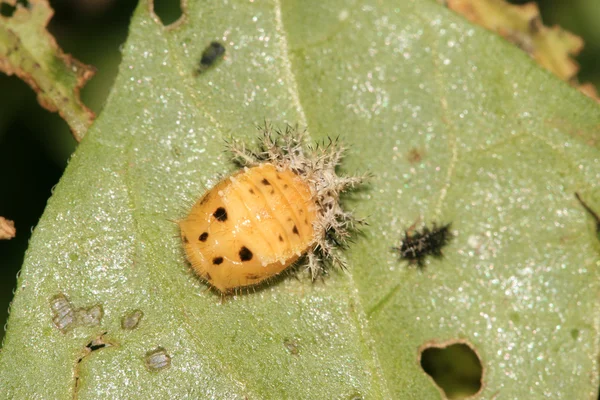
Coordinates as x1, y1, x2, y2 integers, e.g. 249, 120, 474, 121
179, 163, 318, 292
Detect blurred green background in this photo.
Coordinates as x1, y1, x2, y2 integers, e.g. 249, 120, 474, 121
0, 0, 598, 396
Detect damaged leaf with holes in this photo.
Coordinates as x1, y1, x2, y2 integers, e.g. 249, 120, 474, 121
0, 0, 95, 140
1, 0, 599, 399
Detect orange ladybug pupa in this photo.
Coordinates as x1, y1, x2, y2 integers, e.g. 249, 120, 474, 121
178, 124, 363, 293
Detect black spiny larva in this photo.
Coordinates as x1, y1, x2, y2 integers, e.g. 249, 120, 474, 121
394, 223, 453, 268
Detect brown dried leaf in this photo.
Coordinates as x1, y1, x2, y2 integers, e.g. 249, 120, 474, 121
0, 0, 95, 141
447, 0, 598, 101
0, 216, 15, 240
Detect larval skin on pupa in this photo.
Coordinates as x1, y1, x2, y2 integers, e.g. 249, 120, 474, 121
226, 123, 365, 279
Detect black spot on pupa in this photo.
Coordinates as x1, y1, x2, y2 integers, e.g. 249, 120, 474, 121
292, 225, 299, 235
200, 194, 210, 205
249, 188, 255, 194
261, 178, 271, 186
205, 272, 212, 280
278, 234, 284, 242
283, 184, 289, 189
239, 246, 253, 261
270, 189, 275, 195
200, 41, 225, 67
199, 232, 208, 242
213, 257, 224, 265
213, 207, 227, 222
183, 235, 189, 244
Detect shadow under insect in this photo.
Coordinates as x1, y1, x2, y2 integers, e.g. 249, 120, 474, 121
394, 223, 453, 268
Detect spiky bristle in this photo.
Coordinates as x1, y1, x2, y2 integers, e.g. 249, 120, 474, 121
227, 122, 364, 278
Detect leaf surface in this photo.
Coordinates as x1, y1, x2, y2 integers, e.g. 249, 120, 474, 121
1, 0, 599, 398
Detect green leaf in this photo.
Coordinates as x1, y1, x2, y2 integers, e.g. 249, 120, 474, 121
2, 0, 599, 398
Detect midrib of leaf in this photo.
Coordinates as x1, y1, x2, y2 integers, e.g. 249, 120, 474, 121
273, 1, 392, 396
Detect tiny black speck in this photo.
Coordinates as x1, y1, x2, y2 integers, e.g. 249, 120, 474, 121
261, 178, 271, 186
239, 246, 253, 262
212, 257, 224, 265
200, 41, 225, 66
249, 188, 255, 194
199, 232, 208, 242
213, 207, 228, 222
292, 225, 299, 235
205, 272, 212, 280
183, 236, 189, 243
278, 235, 284, 242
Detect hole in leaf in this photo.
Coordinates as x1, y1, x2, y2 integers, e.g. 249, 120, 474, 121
0, 0, 27, 17
420, 341, 483, 399
0, 2, 16, 17
152, 0, 182, 26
